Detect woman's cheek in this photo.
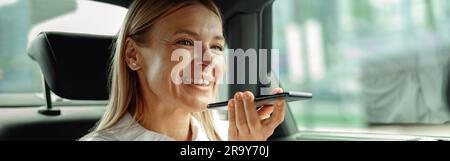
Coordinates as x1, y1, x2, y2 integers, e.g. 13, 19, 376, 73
213, 56, 225, 84
143, 54, 168, 93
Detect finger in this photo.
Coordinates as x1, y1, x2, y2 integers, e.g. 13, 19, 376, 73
242, 91, 261, 131
257, 105, 274, 120
263, 98, 286, 129
228, 99, 238, 140
234, 92, 249, 134
272, 87, 284, 94
257, 88, 283, 120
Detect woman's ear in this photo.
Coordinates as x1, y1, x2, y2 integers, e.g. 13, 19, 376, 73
125, 38, 143, 71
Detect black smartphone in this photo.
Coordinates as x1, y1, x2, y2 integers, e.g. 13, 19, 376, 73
207, 91, 312, 109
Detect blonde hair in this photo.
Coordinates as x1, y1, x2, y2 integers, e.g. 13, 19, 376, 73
91, 0, 223, 141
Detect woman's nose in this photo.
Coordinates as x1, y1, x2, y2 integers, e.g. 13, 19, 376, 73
201, 44, 213, 65
191, 43, 212, 74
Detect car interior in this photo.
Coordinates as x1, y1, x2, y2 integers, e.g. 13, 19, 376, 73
1, 0, 295, 141
1, 0, 450, 141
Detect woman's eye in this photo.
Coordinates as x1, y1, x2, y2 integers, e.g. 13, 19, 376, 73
211, 45, 223, 51
176, 39, 194, 46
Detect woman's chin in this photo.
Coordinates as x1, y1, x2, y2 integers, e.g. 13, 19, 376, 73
179, 84, 214, 111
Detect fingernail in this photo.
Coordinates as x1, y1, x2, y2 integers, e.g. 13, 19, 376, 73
278, 102, 284, 107
243, 93, 248, 99
228, 99, 234, 106
235, 93, 242, 100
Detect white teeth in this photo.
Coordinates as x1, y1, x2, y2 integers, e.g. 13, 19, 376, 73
182, 77, 190, 84
181, 78, 210, 86
202, 80, 210, 85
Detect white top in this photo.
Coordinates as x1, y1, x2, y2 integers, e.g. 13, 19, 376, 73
80, 112, 227, 141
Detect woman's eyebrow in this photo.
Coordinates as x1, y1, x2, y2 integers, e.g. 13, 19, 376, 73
173, 29, 224, 41
213, 35, 225, 42
173, 29, 199, 37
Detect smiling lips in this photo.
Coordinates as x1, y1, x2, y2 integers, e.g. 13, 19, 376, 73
181, 74, 215, 92
182, 77, 211, 86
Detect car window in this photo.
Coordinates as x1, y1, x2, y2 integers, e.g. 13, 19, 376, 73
0, 0, 127, 106
273, 0, 450, 131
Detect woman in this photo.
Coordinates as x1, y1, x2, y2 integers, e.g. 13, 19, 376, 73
81, 0, 285, 141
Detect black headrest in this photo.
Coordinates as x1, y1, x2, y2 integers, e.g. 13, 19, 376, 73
27, 32, 114, 100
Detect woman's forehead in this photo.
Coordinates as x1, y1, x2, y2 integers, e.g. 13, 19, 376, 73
155, 5, 223, 37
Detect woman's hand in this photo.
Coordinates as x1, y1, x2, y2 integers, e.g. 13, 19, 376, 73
228, 88, 286, 141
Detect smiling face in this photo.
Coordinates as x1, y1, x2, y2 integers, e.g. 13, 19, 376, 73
132, 4, 225, 112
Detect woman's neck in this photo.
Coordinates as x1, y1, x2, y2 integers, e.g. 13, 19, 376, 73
139, 103, 192, 141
